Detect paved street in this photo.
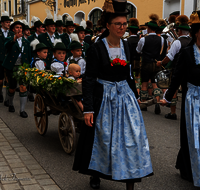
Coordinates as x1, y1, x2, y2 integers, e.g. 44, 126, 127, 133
0, 89, 199, 190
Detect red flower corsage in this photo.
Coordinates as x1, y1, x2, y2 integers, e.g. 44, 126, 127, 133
110, 58, 129, 66
44, 62, 46, 67
64, 62, 68, 66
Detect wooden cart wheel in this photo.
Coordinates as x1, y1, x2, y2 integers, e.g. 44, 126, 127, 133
58, 112, 76, 154
34, 94, 48, 136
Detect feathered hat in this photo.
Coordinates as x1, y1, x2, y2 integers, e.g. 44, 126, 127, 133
175, 15, 190, 31
69, 33, 82, 50
44, 9, 55, 26
65, 15, 74, 26
127, 18, 140, 31
102, 0, 130, 15
56, 15, 64, 26
1, 11, 13, 22
31, 16, 43, 28
158, 19, 167, 30
145, 14, 159, 29
73, 19, 86, 33
10, 20, 25, 31
53, 38, 67, 51
30, 39, 49, 52
22, 19, 30, 30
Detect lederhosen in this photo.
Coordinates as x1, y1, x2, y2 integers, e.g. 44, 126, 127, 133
127, 35, 141, 77
141, 35, 162, 83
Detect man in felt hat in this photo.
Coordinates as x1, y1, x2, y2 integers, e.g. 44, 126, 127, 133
2, 20, 32, 118
60, 15, 75, 52
84, 20, 93, 46
137, 14, 164, 114
157, 15, 192, 120
38, 9, 60, 69
0, 12, 14, 104
55, 15, 64, 36
21, 19, 31, 40
126, 18, 141, 94
28, 16, 45, 43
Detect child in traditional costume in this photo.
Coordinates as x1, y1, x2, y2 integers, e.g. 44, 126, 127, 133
51, 39, 68, 75
30, 39, 48, 70
67, 33, 86, 76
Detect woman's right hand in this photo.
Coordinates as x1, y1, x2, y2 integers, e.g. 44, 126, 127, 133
84, 113, 94, 127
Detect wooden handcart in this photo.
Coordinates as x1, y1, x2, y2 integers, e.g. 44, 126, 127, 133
33, 83, 83, 154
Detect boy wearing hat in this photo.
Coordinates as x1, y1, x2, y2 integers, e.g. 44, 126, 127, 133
51, 39, 68, 75
28, 16, 45, 43
30, 39, 49, 70
67, 34, 86, 76
2, 21, 32, 118
60, 15, 75, 51
38, 9, 60, 69
136, 14, 164, 114
0, 12, 14, 104
55, 15, 64, 36
157, 15, 191, 120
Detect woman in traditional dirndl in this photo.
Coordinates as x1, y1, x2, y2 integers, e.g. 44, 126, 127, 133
161, 12, 200, 187
73, 0, 153, 189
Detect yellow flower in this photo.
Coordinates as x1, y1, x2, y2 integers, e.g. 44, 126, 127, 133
39, 72, 42, 74
50, 78, 53, 80
36, 76, 40, 83
58, 77, 62, 80
35, 74, 37, 76
35, 69, 38, 72
25, 69, 28, 71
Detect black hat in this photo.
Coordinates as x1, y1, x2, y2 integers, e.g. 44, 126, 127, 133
73, 26, 86, 33
44, 19, 55, 26
10, 21, 25, 31
1, 11, 13, 22
170, 11, 180, 16
102, 0, 130, 15
53, 39, 68, 51
34, 20, 44, 28
69, 41, 82, 50
30, 39, 49, 52
56, 20, 64, 26
65, 15, 75, 27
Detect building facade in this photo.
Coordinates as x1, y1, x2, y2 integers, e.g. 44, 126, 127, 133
1, 0, 200, 27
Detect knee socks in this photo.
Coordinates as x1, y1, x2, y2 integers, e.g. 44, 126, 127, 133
19, 91, 27, 112
8, 91, 15, 106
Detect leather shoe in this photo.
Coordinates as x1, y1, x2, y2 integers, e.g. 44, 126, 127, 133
4, 100, 9, 107
154, 103, 161, 114
90, 176, 100, 189
9, 106, 15, 112
28, 94, 34, 102
165, 113, 177, 120
0, 94, 3, 103
20, 111, 28, 118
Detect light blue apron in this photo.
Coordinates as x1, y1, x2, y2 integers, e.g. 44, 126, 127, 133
88, 38, 153, 180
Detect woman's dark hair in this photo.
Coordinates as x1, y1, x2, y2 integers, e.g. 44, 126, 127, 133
99, 11, 127, 40
191, 23, 200, 42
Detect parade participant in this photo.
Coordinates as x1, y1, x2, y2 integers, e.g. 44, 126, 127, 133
51, 39, 68, 75
38, 9, 60, 69
21, 19, 31, 39
94, 20, 106, 43
73, 0, 153, 189
28, 16, 45, 43
84, 20, 93, 46
60, 15, 75, 49
30, 39, 49, 70
2, 21, 31, 118
55, 15, 64, 36
160, 12, 200, 187
136, 14, 164, 114
67, 34, 86, 76
0, 12, 13, 105
127, 18, 141, 94
73, 21, 89, 58
157, 15, 191, 120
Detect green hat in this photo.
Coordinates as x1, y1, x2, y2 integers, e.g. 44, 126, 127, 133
10, 21, 25, 31
1, 12, 13, 22
24, 25, 30, 30
127, 25, 140, 30
44, 18, 55, 26
34, 20, 44, 28
65, 21, 74, 26
30, 39, 49, 52
69, 41, 82, 50
175, 24, 191, 31
85, 28, 93, 34
53, 39, 68, 51
56, 20, 64, 26
96, 27, 101, 31
145, 21, 159, 29
73, 26, 86, 33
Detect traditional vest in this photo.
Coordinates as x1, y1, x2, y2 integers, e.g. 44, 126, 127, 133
127, 35, 140, 61
69, 57, 84, 65
142, 35, 161, 64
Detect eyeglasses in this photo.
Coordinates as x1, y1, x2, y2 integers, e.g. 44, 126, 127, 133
110, 22, 127, 29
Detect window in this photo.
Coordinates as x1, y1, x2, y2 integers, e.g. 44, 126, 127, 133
89, 9, 102, 29
126, 3, 136, 20
9, 0, 11, 16
15, 0, 17, 14
4, 2, 6, 11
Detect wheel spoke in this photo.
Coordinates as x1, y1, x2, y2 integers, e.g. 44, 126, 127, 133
37, 117, 42, 129
35, 106, 41, 112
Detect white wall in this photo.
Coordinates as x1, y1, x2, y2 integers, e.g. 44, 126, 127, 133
197, 0, 200, 10
184, 0, 195, 17
163, 0, 180, 18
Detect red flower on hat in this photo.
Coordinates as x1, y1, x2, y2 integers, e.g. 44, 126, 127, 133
110, 58, 129, 67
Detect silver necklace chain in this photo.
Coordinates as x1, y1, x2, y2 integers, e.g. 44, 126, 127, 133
106, 38, 120, 48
